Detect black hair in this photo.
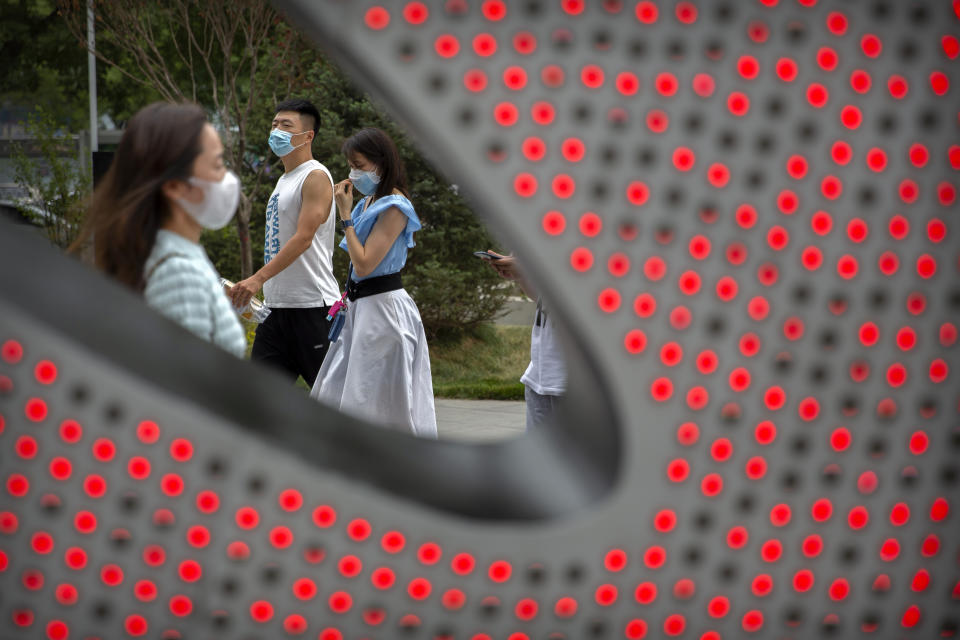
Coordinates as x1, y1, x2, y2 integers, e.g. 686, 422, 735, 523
342, 128, 409, 201
275, 98, 321, 135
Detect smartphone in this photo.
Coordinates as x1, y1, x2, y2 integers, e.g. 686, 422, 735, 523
473, 251, 501, 260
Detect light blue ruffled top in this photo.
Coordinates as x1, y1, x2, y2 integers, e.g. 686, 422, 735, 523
340, 194, 421, 281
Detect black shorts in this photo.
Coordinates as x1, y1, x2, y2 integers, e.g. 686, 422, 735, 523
251, 306, 332, 386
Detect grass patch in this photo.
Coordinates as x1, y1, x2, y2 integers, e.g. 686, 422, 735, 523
245, 320, 530, 401
429, 324, 529, 400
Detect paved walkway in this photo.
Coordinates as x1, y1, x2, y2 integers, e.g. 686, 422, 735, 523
435, 399, 525, 442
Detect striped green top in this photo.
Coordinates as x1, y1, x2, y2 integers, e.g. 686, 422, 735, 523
143, 230, 246, 358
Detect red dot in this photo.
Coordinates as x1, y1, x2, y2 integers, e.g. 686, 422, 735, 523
161, 473, 184, 497
830, 427, 852, 452
930, 497, 949, 521
488, 560, 512, 582
364, 7, 390, 30
664, 613, 686, 636
481, 0, 506, 20
826, 11, 848, 35
595, 584, 618, 606
520, 137, 546, 162
293, 577, 317, 600
930, 71, 950, 96
540, 211, 566, 236
367, 567, 394, 591
677, 271, 701, 296
806, 83, 829, 107
403, 2, 429, 24
92, 437, 115, 462
598, 288, 621, 313
434, 34, 459, 58
512, 31, 536, 54
616, 71, 640, 96
512, 173, 540, 199
417, 541, 441, 565
737, 55, 759, 80
646, 109, 668, 133
451, 552, 475, 575
503, 66, 527, 91
33, 360, 57, 385
635, 0, 658, 23
677, 422, 700, 447
495, 103, 519, 127
25, 398, 47, 422
626, 181, 650, 206
127, 456, 151, 480
551, 174, 575, 199
644, 545, 666, 569
744, 456, 767, 480
579, 64, 604, 89
1, 339, 23, 363
707, 163, 730, 188
514, 596, 539, 621
692, 73, 715, 97
801, 246, 822, 270
178, 559, 201, 582
554, 596, 577, 618
655, 72, 678, 97
472, 33, 497, 57
929, 359, 949, 383
701, 473, 723, 497
541, 64, 565, 87
464, 69, 488, 92
430, 590, 461, 614
888, 74, 909, 99
136, 420, 160, 444
625, 619, 648, 639
775, 57, 798, 82
666, 458, 689, 482
837, 254, 859, 279
250, 599, 274, 623
848, 505, 870, 529
49, 457, 72, 481
649, 376, 674, 402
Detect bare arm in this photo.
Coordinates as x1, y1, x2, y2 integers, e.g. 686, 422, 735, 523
230, 170, 332, 307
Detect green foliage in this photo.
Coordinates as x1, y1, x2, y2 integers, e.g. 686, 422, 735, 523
429, 325, 530, 399
5, 1, 510, 336
10, 108, 89, 248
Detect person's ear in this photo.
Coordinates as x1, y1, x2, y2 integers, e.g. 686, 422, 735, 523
161, 178, 197, 203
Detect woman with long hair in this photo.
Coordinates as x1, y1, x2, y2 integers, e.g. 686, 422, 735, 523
311, 127, 437, 438
72, 102, 246, 357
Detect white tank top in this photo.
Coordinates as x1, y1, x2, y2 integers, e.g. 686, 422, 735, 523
262, 159, 340, 307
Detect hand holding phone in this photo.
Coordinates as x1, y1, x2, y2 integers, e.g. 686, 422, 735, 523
473, 251, 501, 260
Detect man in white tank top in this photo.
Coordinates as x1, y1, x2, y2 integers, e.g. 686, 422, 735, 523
230, 99, 340, 385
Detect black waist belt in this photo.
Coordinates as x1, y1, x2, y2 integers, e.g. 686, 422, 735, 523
346, 272, 403, 301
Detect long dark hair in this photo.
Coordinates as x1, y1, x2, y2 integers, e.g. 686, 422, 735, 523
70, 102, 208, 291
342, 127, 409, 201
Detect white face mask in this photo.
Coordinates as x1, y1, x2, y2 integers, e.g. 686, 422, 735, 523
176, 170, 240, 230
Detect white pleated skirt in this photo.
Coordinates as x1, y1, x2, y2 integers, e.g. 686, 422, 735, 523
310, 288, 438, 438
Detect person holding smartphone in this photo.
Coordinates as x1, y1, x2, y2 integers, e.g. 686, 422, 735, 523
310, 127, 437, 438
483, 251, 567, 429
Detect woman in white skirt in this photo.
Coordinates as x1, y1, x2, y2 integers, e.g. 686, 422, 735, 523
310, 128, 437, 438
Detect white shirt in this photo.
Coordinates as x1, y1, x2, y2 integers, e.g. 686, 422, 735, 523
262, 158, 340, 307
520, 299, 567, 396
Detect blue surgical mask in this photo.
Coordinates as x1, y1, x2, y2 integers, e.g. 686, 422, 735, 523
349, 167, 381, 195
268, 128, 309, 157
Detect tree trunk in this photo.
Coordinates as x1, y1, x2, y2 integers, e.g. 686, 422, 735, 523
236, 194, 253, 279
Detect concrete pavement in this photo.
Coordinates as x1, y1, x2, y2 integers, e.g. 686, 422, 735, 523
435, 398, 525, 442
